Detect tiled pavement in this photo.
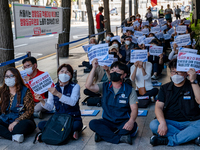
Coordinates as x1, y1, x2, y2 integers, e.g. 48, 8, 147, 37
3, 46, 200, 150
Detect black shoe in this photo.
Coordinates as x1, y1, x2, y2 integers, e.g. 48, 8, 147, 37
150, 135, 168, 146
195, 137, 200, 146
84, 68, 91, 73
95, 133, 102, 142
119, 134, 132, 145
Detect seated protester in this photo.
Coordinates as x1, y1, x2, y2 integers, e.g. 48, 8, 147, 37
127, 15, 136, 26
105, 32, 114, 43
22, 57, 45, 118
151, 20, 158, 27
135, 14, 142, 22
86, 60, 138, 145
109, 44, 126, 63
168, 43, 178, 60
0, 68, 36, 143
149, 59, 200, 147
89, 37, 97, 45
36, 64, 83, 140
130, 61, 158, 98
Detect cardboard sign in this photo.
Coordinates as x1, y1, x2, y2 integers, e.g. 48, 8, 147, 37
137, 36, 146, 45
179, 47, 198, 54
134, 31, 144, 38
130, 49, 148, 63
149, 45, 163, 56
88, 43, 109, 64
161, 25, 167, 31
111, 36, 121, 43
177, 52, 200, 73
171, 20, 178, 27
160, 21, 167, 26
158, 18, 164, 24
144, 37, 155, 44
123, 27, 134, 33
28, 72, 55, 94
174, 34, 191, 47
176, 25, 187, 34
82, 44, 94, 53
151, 26, 161, 33
184, 20, 191, 25
155, 32, 164, 40
167, 28, 175, 35
163, 34, 171, 40
133, 21, 140, 28
142, 28, 149, 35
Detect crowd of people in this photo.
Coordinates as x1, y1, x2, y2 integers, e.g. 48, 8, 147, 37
0, 5, 199, 148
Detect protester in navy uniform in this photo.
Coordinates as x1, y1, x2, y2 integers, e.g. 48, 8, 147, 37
150, 59, 200, 146
36, 64, 83, 140
86, 60, 138, 145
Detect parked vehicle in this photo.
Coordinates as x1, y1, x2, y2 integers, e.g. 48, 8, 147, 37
110, 8, 118, 15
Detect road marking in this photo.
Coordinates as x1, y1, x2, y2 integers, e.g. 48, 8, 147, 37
29, 34, 54, 39
73, 34, 88, 39
14, 44, 28, 48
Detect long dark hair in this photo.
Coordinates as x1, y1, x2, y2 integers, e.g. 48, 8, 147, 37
0, 67, 27, 113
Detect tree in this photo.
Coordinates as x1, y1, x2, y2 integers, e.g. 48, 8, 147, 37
0, 0, 14, 83
58, 0, 71, 57
85, 0, 95, 36
103, 0, 111, 33
121, 0, 125, 24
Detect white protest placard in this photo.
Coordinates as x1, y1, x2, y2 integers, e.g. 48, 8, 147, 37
144, 37, 155, 44
177, 19, 181, 25
133, 21, 140, 28
160, 21, 167, 26
161, 25, 167, 31
20, 70, 27, 84
28, 72, 55, 94
184, 20, 191, 25
176, 25, 187, 34
13, 3, 63, 39
131, 35, 138, 44
98, 54, 114, 67
111, 36, 121, 43
177, 52, 200, 73
174, 34, 191, 47
130, 49, 148, 63
179, 47, 198, 54
158, 18, 164, 24
142, 21, 149, 27
171, 20, 178, 27
163, 34, 171, 40
192, 39, 196, 47
134, 31, 144, 38
151, 26, 161, 33
149, 45, 163, 56
137, 36, 146, 45
142, 28, 149, 35
88, 43, 109, 64
155, 32, 164, 40
167, 28, 175, 35
82, 44, 94, 53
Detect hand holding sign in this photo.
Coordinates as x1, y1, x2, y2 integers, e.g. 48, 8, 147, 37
48, 87, 59, 96
34, 93, 44, 101
187, 68, 197, 82
92, 58, 99, 69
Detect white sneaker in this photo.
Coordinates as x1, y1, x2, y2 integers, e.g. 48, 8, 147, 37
151, 75, 158, 80
12, 134, 24, 143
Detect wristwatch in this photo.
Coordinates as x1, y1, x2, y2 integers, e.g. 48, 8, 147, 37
191, 79, 198, 84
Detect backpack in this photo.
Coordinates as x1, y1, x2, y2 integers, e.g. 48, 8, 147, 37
34, 113, 74, 145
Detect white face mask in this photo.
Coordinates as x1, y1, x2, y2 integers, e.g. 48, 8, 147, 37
5, 77, 16, 87
25, 67, 34, 75
112, 44, 118, 48
125, 40, 131, 45
106, 36, 111, 41
59, 74, 70, 83
171, 74, 185, 84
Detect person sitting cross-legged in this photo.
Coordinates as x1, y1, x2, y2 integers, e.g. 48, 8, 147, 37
85, 59, 138, 145
149, 58, 200, 147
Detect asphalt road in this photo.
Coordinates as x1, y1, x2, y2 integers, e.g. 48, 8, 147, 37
13, 15, 121, 66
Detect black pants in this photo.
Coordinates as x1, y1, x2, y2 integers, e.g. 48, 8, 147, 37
82, 61, 92, 69
136, 88, 159, 98
84, 89, 101, 97
89, 119, 137, 144
176, 14, 181, 20
0, 119, 36, 140
147, 17, 152, 23
97, 28, 104, 43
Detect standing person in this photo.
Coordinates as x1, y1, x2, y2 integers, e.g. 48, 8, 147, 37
164, 4, 173, 22
0, 68, 36, 143
181, 5, 185, 17
158, 6, 164, 19
145, 8, 153, 23
175, 5, 181, 20
96, 6, 107, 43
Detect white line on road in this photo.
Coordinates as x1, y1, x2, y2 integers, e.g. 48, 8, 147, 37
73, 34, 88, 39
14, 44, 28, 48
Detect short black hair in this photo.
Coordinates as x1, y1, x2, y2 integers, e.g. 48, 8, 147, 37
99, 7, 104, 12
168, 58, 177, 70
111, 61, 128, 74
107, 32, 114, 37
22, 57, 37, 65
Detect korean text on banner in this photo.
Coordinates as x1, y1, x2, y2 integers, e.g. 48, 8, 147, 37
176, 25, 187, 34
167, 28, 175, 35
144, 37, 154, 44
131, 35, 138, 44
137, 36, 146, 45
142, 28, 149, 35
164, 34, 171, 40
130, 49, 148, 63
82, 44, 94, 53
155, 32, 164, 40
174, 34, 191, 47
158, 18, 164, 24
184, 20, 191, 25
28, 72, 55, 94
149, 45, 163, 56
179, 47, 198, 54
98, 55, 114, 67
161, 25, 167, 31
20, 70, 27, 84
134, 31, 144, 38
171, 20, 178, 27
142, 21, 149, 27
88, 43, 109, 64
177, 52, 200, 73
151, 26, 161, 33
13, 3, 63, 39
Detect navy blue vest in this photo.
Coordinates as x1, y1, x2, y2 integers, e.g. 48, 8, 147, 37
53, 82, 81, 118
102, 82, 132, 123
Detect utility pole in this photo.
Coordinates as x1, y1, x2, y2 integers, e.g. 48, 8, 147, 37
129, 0, 132, 17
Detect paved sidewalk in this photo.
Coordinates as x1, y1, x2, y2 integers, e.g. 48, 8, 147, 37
3, 46, 199, 150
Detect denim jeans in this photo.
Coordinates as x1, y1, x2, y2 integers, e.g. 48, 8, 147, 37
150, 119, 200, 146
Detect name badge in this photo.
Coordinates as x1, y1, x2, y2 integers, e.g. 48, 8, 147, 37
183, 96, 191, 100
119, 100, 127, 104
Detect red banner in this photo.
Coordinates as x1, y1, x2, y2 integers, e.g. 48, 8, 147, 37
151, 0, 157, 7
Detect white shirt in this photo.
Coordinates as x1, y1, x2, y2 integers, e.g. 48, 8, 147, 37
168, 50, 178, 60
41, 84, 80, 111
130, 62, 153, 91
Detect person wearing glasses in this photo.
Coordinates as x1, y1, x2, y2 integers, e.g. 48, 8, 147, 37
22, 57, 45, 118
0, 68, 36, 143
149, 59, 200, 147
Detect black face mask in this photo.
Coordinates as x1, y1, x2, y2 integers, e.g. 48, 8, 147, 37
110, 72, 122, 82
110, 52, 117, 57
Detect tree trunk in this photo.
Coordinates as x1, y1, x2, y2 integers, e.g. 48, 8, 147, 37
136, 0, 138, 15
103, 0, 111, 33
46, 0, 50, 6
58, 0, 71, 57
85, 0, 95, 36
121, 0, 125, 24
0, 0, 14, 83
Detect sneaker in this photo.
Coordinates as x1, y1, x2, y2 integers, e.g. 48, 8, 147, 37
150, 135, 168, 146
12, 134, 24, 143
73, 131, 79, 140
151, 75, 159, 80
94, 133, 102, 142
119, 134, 132, 145
195, 137, 200, 146
33, 111, 43, 119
